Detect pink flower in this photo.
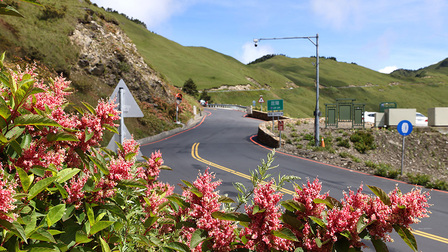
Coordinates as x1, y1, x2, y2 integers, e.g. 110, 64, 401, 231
180, 168, 236, 252
241, 181, 291, 251
0, 164, 17, 222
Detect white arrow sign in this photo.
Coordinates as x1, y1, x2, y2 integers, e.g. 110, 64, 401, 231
109, 79, 144, 118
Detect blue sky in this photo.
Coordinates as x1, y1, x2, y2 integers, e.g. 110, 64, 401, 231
91, 0, 448, 73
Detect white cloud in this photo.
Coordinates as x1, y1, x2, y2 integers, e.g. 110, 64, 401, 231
91, 0, 191, 28
310, 0, 363, 29
378, 66, 398, 74
240, 42, 275, 64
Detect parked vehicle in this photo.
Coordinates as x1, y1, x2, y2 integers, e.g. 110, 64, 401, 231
416, 112, 428, 126
364, 111, 376, 123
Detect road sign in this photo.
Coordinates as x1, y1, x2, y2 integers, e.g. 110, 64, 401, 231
258, 96, 265, 103
109, 79, 144, 118
278, 120, 284, 131
397, 120, 413, 136
267, 99, 283, 111
268, 112, 284, 117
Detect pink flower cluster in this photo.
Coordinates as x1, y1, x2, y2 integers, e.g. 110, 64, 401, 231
136, 150, 163, 182
286, 179, 431, 250
241, 181, 291, 251
0, 164, 17, 222
180, 169, 236, 252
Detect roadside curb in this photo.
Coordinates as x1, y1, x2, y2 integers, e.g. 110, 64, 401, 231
137, 112, 205, 146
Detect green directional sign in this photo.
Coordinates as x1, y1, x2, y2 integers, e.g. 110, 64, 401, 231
267, 99, 283, 111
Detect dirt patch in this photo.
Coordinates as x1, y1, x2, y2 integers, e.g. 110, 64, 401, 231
270, 119, 448, 186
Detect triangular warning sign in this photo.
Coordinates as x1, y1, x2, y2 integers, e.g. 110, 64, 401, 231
258, 96, 265, 103
107, 122, 143, 160
109, 79, 144, 118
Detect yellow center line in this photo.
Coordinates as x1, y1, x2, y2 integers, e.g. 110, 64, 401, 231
190, 142, 448, 245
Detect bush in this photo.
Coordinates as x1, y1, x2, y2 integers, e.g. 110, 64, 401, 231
407, 173, 431, 187
350, 131, 376, 153
0, 54, 432, 252
39, 4, 67, 20
337, 138, 351, 148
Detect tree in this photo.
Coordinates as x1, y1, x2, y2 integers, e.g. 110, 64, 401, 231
199, 89, 211, 102
182, 78, 198, 97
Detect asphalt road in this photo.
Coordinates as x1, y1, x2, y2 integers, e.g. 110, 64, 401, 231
140, 108, 448, 251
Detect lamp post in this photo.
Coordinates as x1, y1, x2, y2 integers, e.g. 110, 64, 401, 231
254, 34, 320, 146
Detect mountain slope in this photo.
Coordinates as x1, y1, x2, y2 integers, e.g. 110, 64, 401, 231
0, 0, 197, 140
112, 13, 292, 89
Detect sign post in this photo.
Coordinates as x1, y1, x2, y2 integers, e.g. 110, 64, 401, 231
397, 120, 413, 175
175, 93, 182, 124
258, 95, 265, 112
108, 79, 144, 158
278, 120, 284, 148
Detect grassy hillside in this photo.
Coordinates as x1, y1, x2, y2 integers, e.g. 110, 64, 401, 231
112, 13, 292, 89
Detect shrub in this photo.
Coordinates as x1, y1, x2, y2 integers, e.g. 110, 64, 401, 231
39, 4, 67, 20
303, 133, 314, 141
407, 173, 431, 187
350, 131, 376, 153
337, 138, 351, 148
0, 54, 432, 252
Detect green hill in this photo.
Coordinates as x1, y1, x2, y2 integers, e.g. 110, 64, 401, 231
113, 13, 291, 89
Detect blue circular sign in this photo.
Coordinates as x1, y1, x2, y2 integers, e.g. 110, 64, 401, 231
397, 120, 413, 136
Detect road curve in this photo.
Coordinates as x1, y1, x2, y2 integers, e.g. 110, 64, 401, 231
140, 108, 448, 251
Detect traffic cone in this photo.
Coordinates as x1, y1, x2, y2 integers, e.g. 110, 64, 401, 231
321, 137, 325, 147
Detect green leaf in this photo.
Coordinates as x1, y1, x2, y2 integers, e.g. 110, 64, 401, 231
166, 195, 190, 208
56, 168, 80, 183
47, 131, 79, 142
84, 127, 94, 142
4, 126, 24, 140
281, 199, 306, 212
281, 211, 302, 230
0, 220, 27, 241
28, 177, 57, 200
272, 227, 299, 242
88, 155, 109, 176
160, 165, 172, 170
99, 237, 111, 252
118, 179, 147, 188
308, 216, 326, 228
86, 203, 95, 226
102, 124, 119, 134
367, 185, 391, 206
100, 204, 127, 221
0, 4, 24, 17
82, 102, 96, 115
17, 166, 32, 192
15, 114, 60, 127
29, 228, 56, 243
393, 225, 417, 252
165, 242, 191, 252
54, 182, 68, 199
75, 230, 92, 244
181, 179, 194, 188
89, 221, 114, 235
190, 229, 208, 249
189, 186, 203, 198
144, 216, 158, 228
23, 210, 37, 237
371, 237, 389, 252
211, 211, 251, 222
46, 204, 66, 227
357, 214, 367, 234
218, 196, 235, 204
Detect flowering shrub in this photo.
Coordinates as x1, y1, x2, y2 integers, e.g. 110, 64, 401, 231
0, 53, 431, 251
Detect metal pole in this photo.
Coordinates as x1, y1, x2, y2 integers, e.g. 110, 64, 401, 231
254, 34, 320, 146
176, 104, 179, 123
118, 87, 124, 145
401, 135, 405, 175
315, 33, 320, 146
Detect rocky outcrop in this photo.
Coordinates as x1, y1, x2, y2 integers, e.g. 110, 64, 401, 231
69, 13, 172, 104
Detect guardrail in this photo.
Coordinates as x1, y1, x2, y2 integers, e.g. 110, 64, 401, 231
207, 104, 249, 111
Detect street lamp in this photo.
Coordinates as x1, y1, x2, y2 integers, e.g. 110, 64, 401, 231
253, 34, 320, 146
